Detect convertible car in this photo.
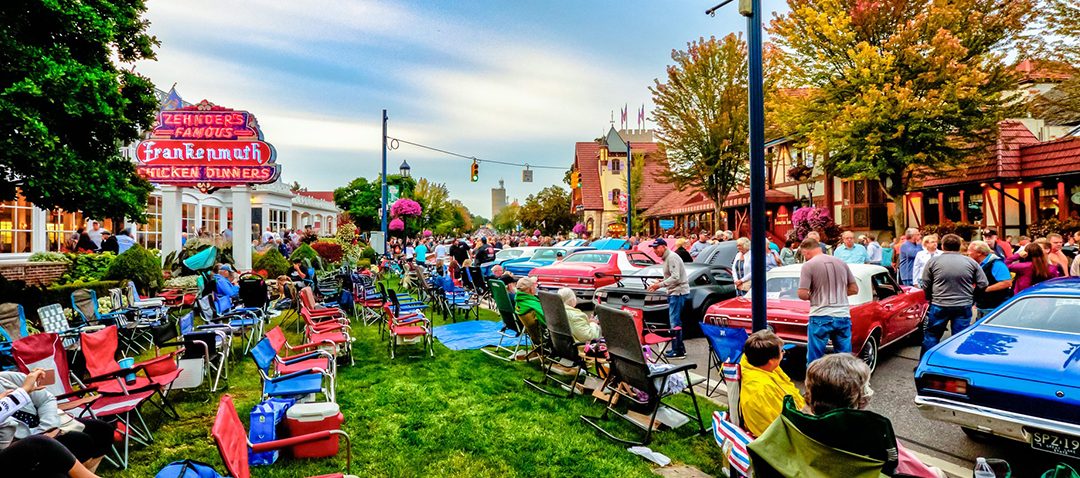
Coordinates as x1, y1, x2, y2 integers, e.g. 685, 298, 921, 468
531, 250, 658, 301
503, 246, 594, 277
481, 246, 538, 277
703, 264, 927, 371
915, 278, 1080, 460
594, 262, 737, 338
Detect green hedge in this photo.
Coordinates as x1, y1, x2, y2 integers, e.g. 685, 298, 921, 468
59, 252, 115, 284
105, 245, 164, 294
253, 248, 291, 277
289, 243, 322, 270
0, 277, 124, 315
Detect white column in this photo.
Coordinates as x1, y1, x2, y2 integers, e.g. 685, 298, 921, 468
232, 186, 252, 270
194, 202, 203, 233
161, 186, 183, 260
31, 207, 48, 253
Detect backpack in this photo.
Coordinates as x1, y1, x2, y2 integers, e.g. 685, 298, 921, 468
155, 460, 224, 478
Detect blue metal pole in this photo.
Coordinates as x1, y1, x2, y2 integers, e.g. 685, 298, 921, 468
381, 109, 389, 258
747, 0, 768, 332
626, 141, 632, 238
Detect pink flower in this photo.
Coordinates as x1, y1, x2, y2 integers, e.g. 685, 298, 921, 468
390, 198, 422, 217
572, 223, 587, 234
533, 229, 541, 236
389, 218, 405, 231
422, 229, 433, 237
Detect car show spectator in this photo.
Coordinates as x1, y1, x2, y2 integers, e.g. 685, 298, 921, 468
967, 240, 1013, 318
898, 228, 922, 286
739, 330, 805, 437
1006, 242, 1059, 293
557, 288, 600, 342
646, 238, 689, 360
1046, 233, 1071, 277
911, 234, 943, 288
982, 229, 1012, 258
798, 237, 858, 364
779, 239, 799, 266
833, 231, 868, 264
920, 234, 987, 355
674, 238, 694, 263
862, 234, 882, 266
689, 234, 710, 258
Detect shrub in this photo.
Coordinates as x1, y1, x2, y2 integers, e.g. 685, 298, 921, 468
1028, 217, 1080, 239
253, 248, 291, 277
29, 252, 70, 263
0, 276, 124, 314
289, 243, 322, 269
361, 245, 377, 260
163, 275, 199, 290
59, 252, 115, 284
104, 245, 164, 294
790, 206, 842, 242
335, 223, 362, 265
311, 241, 344, 264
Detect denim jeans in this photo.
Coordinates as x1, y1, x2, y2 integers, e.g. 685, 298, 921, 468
807, 316, 852, 364
667, 293, 687, 354
922, 304, 972, 355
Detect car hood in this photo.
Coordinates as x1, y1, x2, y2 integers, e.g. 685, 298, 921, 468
506, 260, 550, 271
532, 263, 608, 276
925, 325, 1080, 386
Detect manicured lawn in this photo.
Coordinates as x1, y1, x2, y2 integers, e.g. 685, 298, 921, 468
110, 286, 726, 477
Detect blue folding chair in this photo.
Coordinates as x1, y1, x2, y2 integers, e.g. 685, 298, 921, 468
700, 321, 749, 398
71, 289, 127, 326
250, 337, 335, 402
0, 303, 28, 370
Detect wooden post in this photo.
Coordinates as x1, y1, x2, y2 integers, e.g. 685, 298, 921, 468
959, 190, 968, 223
1058, 181, 1068, 220
937, 191, 945, 223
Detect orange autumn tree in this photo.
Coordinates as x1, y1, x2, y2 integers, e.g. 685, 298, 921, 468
771, 0, 1033, 235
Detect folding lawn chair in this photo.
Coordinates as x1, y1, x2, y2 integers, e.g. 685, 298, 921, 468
212, 394, 355, 478
701, 320, 749, 399
37, 303, 96, 351
123, 280, 168, 321
581, 305, 706, 446
628, 308, 680, 364
480, 279, 528, 361
154, 311, 232, 394
264, 326, 337, 376
523, 291, 585, 398
298, 303, 354, 366
80, 325, 181, 418
0, 303, 28, 370
238, 272, 270, 314
383, 302, 433, 359
108, 288, 156, 356
250, 337, 335, 401
468, 266, 493, 308
13, 332, 158, 469
354, 282, 384, 326
71, 288, 127, 326
199, 293, 264, 354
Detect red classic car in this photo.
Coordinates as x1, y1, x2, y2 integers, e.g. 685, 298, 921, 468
530, 250, 658, 301
703, 264, 927, 371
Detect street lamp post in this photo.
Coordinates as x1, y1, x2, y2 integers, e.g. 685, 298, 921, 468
708, 0, 768, 332
399, 160, 411, 178
381, 109, 389, 258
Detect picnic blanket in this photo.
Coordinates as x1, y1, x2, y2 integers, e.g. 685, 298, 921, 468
432, 320, 531, 350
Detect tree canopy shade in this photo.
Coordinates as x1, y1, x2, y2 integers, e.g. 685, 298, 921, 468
650, 34, 750, 224
0, 0, 161, 220
1027, 1, 1080, 125
772, 0, 1032, 234
333, 174, 415, 232
518, 186, 574, 233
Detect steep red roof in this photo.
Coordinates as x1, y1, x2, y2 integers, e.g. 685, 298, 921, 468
1020, 136, 1080, 178
642, 186, 795, 217
575, 142, 603, 210
297, 190, 336, 202
919, 121, 1039, 188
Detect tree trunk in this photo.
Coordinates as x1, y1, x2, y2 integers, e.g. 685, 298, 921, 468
892, 194, 906, 238
883, 172, 908, 238
714, 198, 724, 234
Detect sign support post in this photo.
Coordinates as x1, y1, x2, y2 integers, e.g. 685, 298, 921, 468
231, 186, 252, 270
161, 185, 183, 262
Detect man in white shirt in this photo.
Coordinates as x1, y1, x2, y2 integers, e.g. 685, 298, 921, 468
861, 234, 883, 265
87, 221, 103, 248
689, 234, 710, 257
434, 239, 450, 262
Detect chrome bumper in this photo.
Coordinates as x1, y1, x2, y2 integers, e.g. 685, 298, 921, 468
914, 395, 1080, 444
538, 285, 594, 300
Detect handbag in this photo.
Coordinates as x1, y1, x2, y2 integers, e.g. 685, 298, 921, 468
56, 409, 85, 434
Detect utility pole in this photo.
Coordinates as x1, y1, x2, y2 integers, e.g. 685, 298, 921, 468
626, 141, 632, 237
381, 109, 389, 258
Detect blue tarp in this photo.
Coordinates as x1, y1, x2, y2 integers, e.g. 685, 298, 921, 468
432, 320, 531, 351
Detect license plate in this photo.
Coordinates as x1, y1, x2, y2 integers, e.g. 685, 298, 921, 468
1031, 428, 1080, 458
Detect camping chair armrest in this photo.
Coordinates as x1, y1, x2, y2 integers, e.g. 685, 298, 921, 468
195, 324, 233, 331
55, 387, 99, 400
285, 341, 334, 352
268, 368, 329, 383
647, 363, 697, 378
646, 326, 682, 335
308, 322, 346, 333
280, 350, 333, 365
87, 364, 148, 384
58, 395, 99, 412
250, 429, 350, 456
136, 351, 181, 369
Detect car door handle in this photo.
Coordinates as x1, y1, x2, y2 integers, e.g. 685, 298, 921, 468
883, 304, 894, 310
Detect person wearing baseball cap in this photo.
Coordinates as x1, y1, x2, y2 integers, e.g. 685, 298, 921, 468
646, 237, 689, 359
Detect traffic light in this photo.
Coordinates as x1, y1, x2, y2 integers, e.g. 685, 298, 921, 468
570, 170, 581, 189
470, 160, 479, 182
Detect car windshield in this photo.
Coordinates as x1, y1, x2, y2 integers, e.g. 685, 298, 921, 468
496, 250, 521, 260
531, 249, 560, 261
563, 252, 611, 264
987, 296, 1080, 334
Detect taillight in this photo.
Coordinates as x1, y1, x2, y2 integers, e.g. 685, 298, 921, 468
920, 374, 969, 396
578, 277, 594, 284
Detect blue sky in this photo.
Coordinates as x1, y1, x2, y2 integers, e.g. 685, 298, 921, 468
136, 0, 749, 217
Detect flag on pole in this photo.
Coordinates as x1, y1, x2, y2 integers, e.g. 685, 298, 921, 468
620, 104, 627, 129
638, 104, 645, 128
160, 84, 183, 111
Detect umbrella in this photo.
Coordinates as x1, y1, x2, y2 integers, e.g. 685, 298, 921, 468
183, 246, 218, 272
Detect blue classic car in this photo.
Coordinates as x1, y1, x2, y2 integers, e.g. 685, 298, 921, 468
914, 278, 1080, 460
503, 246, 593, 277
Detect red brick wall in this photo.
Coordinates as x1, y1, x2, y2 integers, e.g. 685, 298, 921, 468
0, 262, 68, 286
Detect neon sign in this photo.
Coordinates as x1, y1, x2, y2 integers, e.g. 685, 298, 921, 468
136, 100, 279, 192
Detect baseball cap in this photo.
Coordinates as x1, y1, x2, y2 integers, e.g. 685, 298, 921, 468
220, 264, 234, 272
650, 238, 668, 247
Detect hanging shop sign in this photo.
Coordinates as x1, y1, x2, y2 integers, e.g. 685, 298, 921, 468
136, 99, 280, 192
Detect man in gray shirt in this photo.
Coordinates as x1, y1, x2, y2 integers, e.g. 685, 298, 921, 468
647, 237, 689, 359
920, 233, 987, 356
798, 237, 859, 364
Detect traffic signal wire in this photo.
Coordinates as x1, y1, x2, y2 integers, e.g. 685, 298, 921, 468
385, 136, 566, 170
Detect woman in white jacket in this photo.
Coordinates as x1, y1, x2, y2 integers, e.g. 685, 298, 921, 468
911, 234, 943, 288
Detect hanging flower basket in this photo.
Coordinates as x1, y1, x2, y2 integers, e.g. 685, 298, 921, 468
572, 223, 587, 235
422, 229, 433, 237
390, 198, 422, 217
389, 218, 405, 231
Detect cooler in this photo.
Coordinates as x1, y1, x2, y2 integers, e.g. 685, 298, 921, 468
284, 402, 343, 458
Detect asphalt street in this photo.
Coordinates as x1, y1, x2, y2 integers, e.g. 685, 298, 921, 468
680, 335, 1077, 477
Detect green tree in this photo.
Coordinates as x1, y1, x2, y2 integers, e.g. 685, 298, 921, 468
518, 186, 574, 233
412, 178, 452, 229
1, 0, 160, 220
772, 0, 1032, 235
1028, 2, 1080, 125
492, 203, 520, 232
650, 34, 749, 225
624, 152, 646, 234
333, 174, 415, 232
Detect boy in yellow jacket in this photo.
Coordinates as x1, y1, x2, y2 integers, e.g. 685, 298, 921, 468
739, 330, 806, 437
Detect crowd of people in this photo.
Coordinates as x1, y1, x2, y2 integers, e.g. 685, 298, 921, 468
68, 220, 136, 255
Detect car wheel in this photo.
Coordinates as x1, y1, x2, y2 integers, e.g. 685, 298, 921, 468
961, 427, 994, 442
859, 334, 879, 373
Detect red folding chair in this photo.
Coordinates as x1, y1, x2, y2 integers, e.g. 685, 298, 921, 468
383, 303, 432, 359
300, 287, 348, 320
265, 326, 337, 375
212, 394, 354, 478
81, 326, 181, 417
12, 333, 157, 469
623, 307, 679, 363
300, 309, 353, 366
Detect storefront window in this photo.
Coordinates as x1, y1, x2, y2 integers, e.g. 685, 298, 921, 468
0, 194, 33, 253
202, 207, 221, 235
924, 196, 940, 225
944, 194, 962, 222
140, 196, 162, 250
965, 190, 984, 224
47, 210, 83, 252
182, 204, 196, 235
1038, 188, 1059, 221
269, 209, 288, 232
